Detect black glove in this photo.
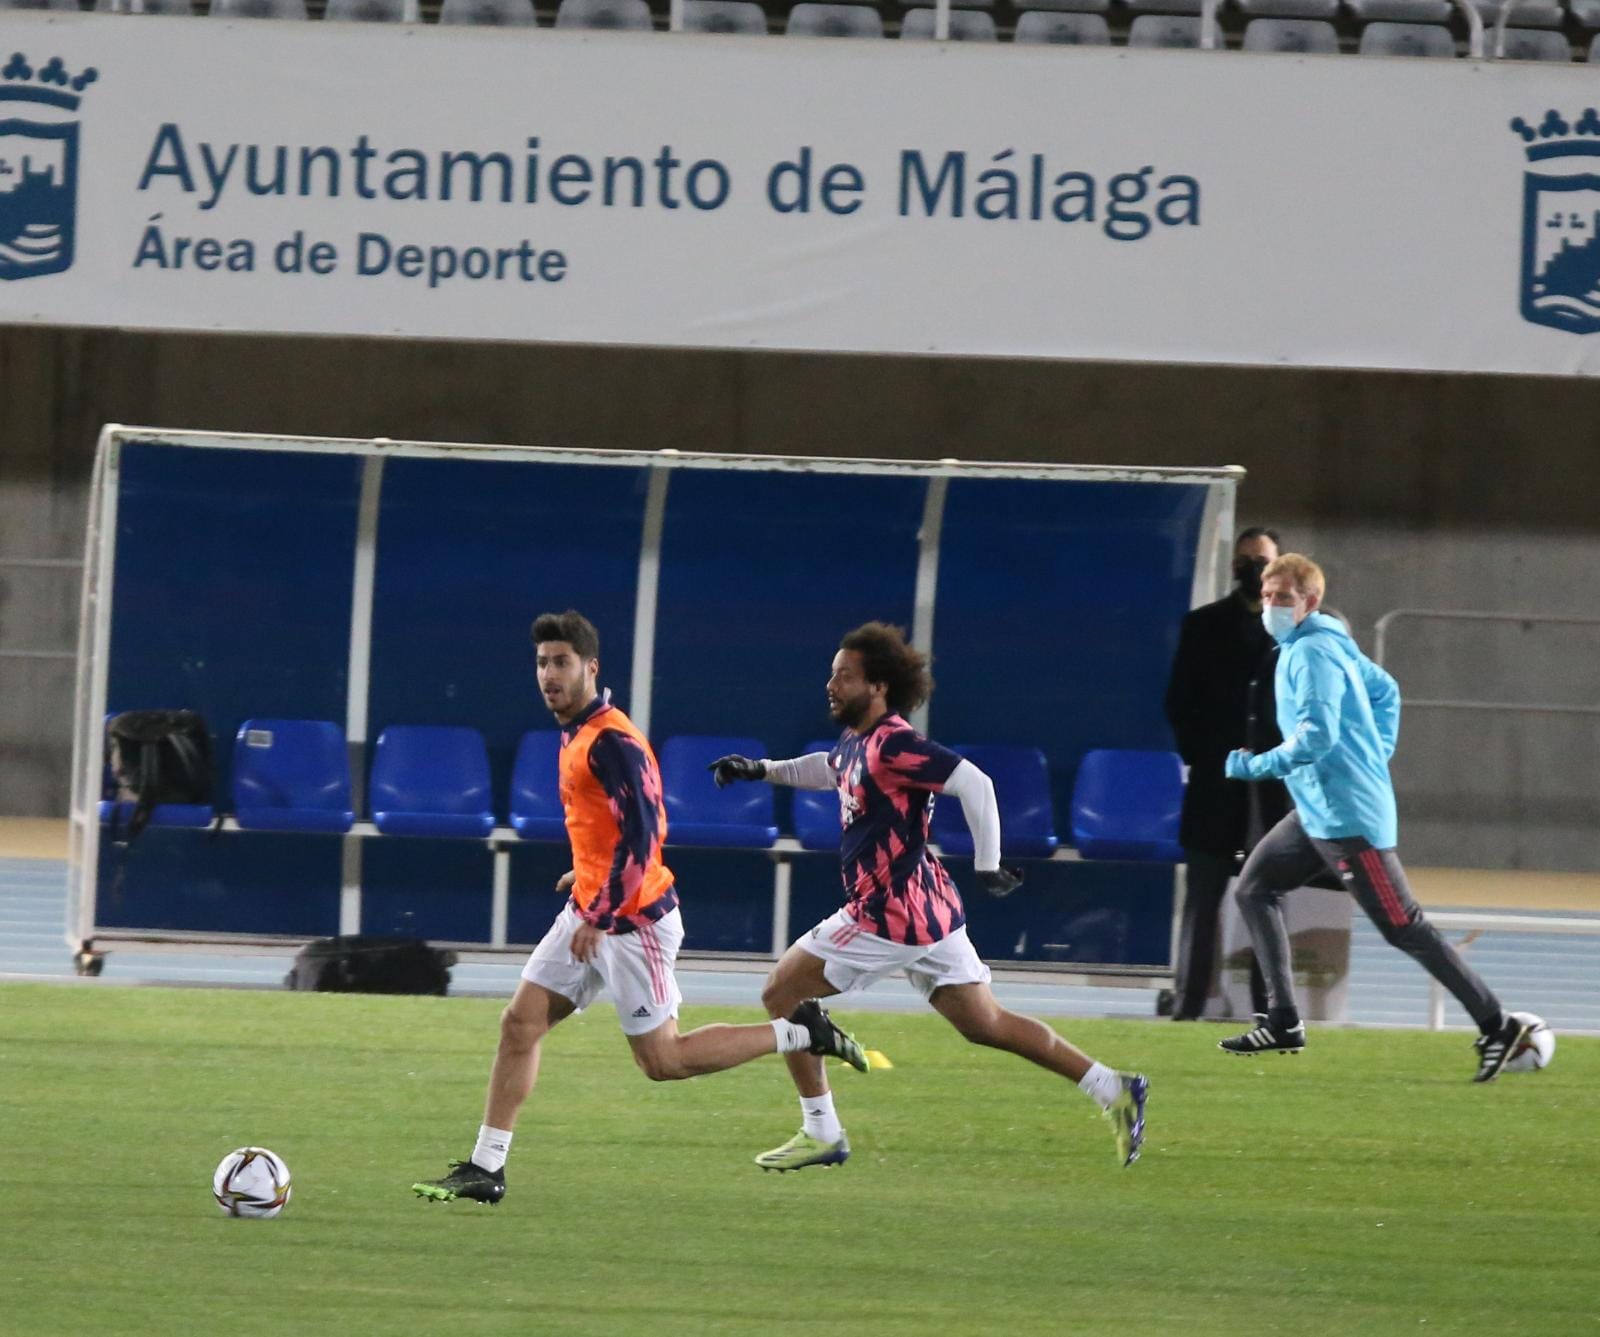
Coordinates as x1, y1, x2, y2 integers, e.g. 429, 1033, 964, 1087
708, 755, 767, 788
976, 866, 1024, 898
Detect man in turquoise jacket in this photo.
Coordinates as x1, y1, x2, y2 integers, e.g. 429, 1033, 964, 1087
1220, 554, 1532, 1082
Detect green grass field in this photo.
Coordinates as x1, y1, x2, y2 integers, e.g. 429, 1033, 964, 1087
1, 983, 1595, 1336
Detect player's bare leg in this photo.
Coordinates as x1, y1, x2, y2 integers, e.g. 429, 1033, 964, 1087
931, 982, 1148, 1167
754, 942, 860, 1171
929, 981, 1094, 1080
413, 980, 576, 1204
627, 1014, 814, 1081
485, 979, 577, 1130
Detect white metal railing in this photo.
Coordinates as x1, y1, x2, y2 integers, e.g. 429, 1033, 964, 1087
1426, 911, 1600, 1029
1373, 609, 1600, 718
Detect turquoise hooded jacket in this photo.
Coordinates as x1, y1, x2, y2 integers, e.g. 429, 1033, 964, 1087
1225, 611, 1401, 848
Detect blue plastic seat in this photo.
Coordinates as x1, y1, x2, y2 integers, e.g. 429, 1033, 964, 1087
231, 720, 354, 834
790, 741, 840, 851
510, 730, 568, 842
1070, 749, 1184, 862
369, 726, 495, 838
660, 736, 779, 848
930, 744, 1059, 860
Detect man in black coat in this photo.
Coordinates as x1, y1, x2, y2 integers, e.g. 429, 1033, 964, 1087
1162, 527, 1290, 1020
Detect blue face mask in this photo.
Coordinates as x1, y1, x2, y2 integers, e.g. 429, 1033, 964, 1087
1262, 604, 1299, 643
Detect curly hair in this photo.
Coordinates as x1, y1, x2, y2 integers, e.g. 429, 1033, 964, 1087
839, 621, 934, 714
530, 609, 599, 660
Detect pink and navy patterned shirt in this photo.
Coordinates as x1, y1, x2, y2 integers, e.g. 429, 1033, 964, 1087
828, 714, 966, 946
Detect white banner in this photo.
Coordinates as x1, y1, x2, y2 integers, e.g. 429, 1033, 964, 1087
2, 12, 1599, 374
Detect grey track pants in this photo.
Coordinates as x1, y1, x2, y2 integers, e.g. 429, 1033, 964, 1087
1235, 811, 1502, 1028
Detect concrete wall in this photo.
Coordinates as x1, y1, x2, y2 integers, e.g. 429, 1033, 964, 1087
2, 327, 1596, 868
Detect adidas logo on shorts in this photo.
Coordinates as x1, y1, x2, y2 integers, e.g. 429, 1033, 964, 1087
631, 1005, 651, 1018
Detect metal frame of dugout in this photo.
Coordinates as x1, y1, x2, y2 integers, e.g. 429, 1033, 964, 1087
66, 425, 1243, 984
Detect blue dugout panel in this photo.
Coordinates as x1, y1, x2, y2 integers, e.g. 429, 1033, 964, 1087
84, 435, 1229, 970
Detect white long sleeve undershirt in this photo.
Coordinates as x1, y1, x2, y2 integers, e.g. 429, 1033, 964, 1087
941, 758, 1002, 873
763, 752, 1002, 872
762, 751, 834, 791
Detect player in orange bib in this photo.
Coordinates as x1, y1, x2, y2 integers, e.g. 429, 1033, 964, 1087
413, 609, 868, 1205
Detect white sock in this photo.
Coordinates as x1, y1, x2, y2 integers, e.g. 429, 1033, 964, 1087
1077, 1062, 1123, 1111
472, 1124, 513, 1174
771, 1019, 812, 1055
800, 1091, 843, 1144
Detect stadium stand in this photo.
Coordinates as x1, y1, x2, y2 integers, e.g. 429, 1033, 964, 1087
1492, 21, 1570, 49
1128, 12, 1208, 43
368, 726, 496, 838
659, 736, 781, 849
1242, 15, 1339, 47
555, 0, 654, 24
437, 0, 537, 20
59, 0, 1600, 60
899, 5, 999, 34
1357, 19, 1455, 52
1069, 750, 1185, 864
681, 0, 768, 28
785, 1, 885, 34
508, 731, 567, 842
231, 720, 356, 834
1013, 9, 1111, 39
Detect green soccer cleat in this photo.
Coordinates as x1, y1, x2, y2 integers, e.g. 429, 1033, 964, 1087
411, 1159, 506, 1204
754, 1129, 852, 1172
789, 999, 870, 1073
1103, 1073, 1149, 1168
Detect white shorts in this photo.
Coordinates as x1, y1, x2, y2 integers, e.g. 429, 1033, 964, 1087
797, 908, 992, 1000
521, 904, 684, 1036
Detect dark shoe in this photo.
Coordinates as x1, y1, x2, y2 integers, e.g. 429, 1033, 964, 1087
1219, 1020, 1306, 1055
1472, 1014, 1532, 1084
789, 999, 869, 1073
412, 1159, 506, 1204
1155, 988, 1176, 1018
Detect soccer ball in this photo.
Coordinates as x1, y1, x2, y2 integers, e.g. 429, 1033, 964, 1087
1502, 1012, 1556, 1074
213, 1147, 292, 1218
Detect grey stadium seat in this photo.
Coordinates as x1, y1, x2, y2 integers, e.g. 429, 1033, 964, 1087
1343, 0, 1449, 21
439, 0, 536, 20
209, 0, 308, 16
1128, 13, 1206, 43
682, 0, 767, 29
1235, 0, 1336, 16
1592, 33, 1600, 59
1243, 15, 1338, 47
93, 0, 194, 13
786, 2, 885, 34
1490, 25, 1570, 56
1358, 19, 1453, 53
556, 0, 653, 25
1125, 0, 1200, 11
899, 6, 997, 35
323, 0, 414, 18
1013, 9, 1110, 40
1574, 0, 1600, 26
1007, 0, 1106, 10
0, 0, 79, 10
1467, 0, 1560, 25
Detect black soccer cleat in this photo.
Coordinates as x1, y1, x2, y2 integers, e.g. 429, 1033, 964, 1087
1472, 1014, 1532, 1084
1218, 1019, 1306, 1056
789, 999, 870, 1073
412, 1159, 506, 1205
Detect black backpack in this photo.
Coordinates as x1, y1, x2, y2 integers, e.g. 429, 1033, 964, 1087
106, 709, 214, 843
285, 935, 456, 996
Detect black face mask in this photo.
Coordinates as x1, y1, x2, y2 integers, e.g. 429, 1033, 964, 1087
1233, 556, 1269, 599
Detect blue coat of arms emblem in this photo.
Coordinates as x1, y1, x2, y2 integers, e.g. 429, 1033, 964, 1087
1513, 109, 1600, 336
0, 55, 97, 283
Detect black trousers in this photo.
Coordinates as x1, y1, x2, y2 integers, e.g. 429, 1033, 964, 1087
1176, 847, 1268, 1018
1236, 812, 1502, 1029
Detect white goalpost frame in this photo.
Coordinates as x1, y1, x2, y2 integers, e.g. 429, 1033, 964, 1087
67, 424, 1242, 978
